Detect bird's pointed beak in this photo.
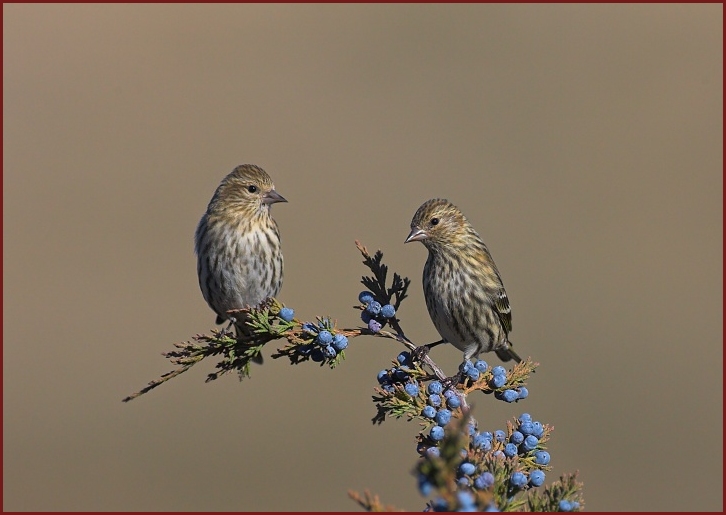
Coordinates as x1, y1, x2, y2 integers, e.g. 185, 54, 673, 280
404, 227, 427, 243
262, 189, 287, 205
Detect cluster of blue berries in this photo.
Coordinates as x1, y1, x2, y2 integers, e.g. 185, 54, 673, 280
415, 396, 560, 510
504, 413, 548, 463
376, 351, 419, 394
358, 291, 396, 333
459, 359, 528, 403
473, 416, 550, 495
297, 318, 348, 362
370, 346, 580, 510
418, 379, 464, 445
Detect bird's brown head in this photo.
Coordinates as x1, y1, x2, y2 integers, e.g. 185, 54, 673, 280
404, 198, 471, 250
208, 164, 287, 217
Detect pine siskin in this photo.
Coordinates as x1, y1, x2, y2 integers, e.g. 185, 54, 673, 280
195, 164, 287, 354
405, 198, 522, 372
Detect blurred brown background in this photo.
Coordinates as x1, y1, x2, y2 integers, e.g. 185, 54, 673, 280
3, 4, 722, 511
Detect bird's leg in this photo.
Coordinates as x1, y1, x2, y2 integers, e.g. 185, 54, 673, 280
411, 339, 446, 363
218, 316, 237, 339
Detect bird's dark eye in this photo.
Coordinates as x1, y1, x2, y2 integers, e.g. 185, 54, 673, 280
247, 185, 258, 193
430, 218, 439, 226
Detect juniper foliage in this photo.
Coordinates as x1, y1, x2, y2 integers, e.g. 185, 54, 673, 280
123, 241, 584, 511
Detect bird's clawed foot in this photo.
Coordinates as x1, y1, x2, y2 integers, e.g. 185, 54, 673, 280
442, 369, 465, 391
411, 339, 446, 364
411, 344, 431, 364
443, 360, 470, 390
217, 316, 237, 339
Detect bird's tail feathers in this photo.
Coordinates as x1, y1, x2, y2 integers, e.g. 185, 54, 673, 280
496, 342, 522, 364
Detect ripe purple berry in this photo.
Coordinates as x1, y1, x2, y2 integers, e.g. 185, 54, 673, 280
368, 319, 382, 333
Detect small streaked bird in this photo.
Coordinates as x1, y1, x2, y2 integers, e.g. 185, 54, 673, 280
194, 164, 286, 357
405, 198, 522, 375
